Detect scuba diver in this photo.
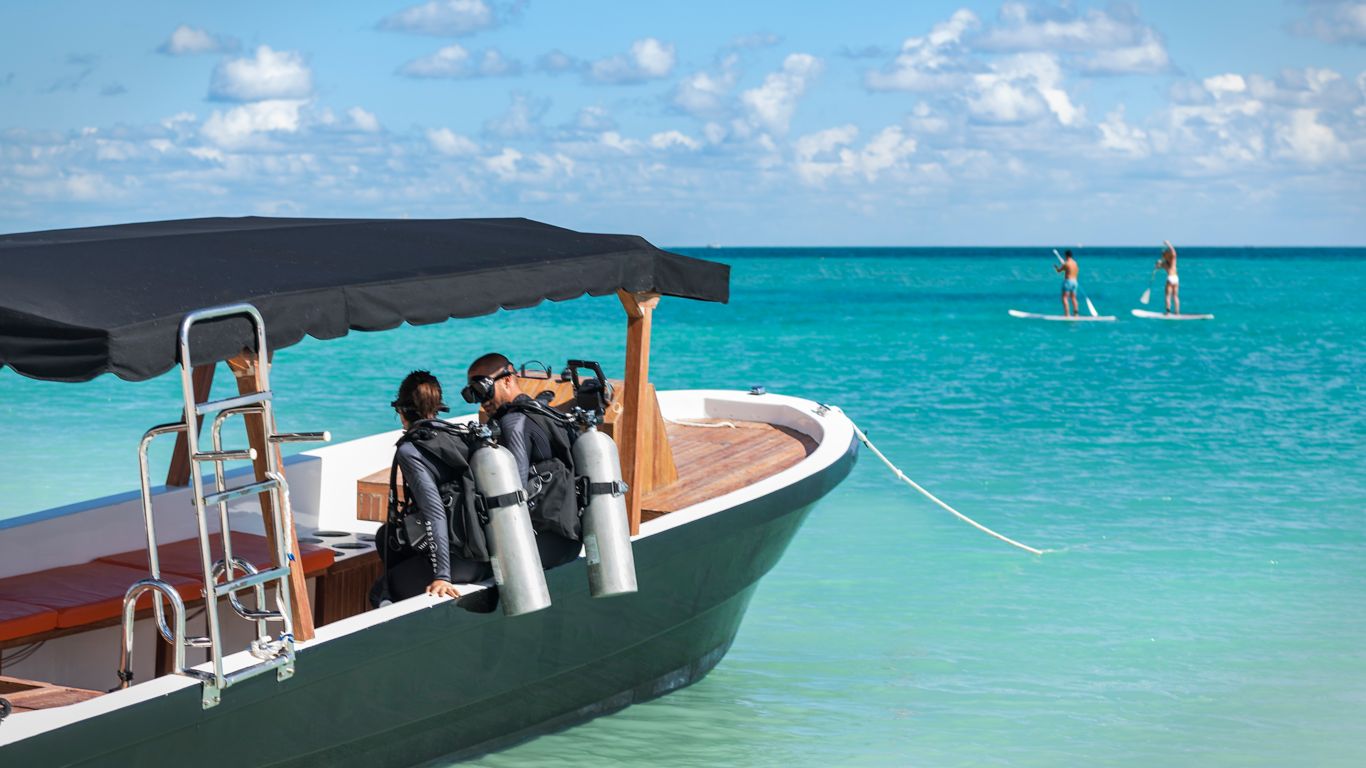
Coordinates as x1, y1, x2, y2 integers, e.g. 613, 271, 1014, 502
463, 353, 583, 570
371, 370, 491, 607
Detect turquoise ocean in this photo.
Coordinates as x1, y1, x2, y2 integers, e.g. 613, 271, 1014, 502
2, 247, 1363, 766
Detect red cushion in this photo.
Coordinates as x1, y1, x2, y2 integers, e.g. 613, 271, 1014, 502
0, 599, 59, 642
0, 562, 200, 629
100, 532, 334, 579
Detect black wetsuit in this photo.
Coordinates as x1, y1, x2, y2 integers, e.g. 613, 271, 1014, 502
374, 423, 490, 604
493, 396, 581, 569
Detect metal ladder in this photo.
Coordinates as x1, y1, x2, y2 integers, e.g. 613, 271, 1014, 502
118, 303, 329, 708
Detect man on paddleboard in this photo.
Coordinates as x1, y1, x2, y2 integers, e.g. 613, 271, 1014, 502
1054, 249, 1080, 317
1156, 242, 1180, 314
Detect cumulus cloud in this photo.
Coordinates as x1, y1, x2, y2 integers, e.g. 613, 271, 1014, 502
672, 54, 740, 118
210, 46, 312, 102
378, 0, 506, 37
978, 2, 1171, 74
741, 53, 823, 134
201, 99, 307, 148
1097, 107, 1149, 157
969, 53, 1082, 126
482, 148, 574, 183
1276, 109, 1348, 163
793, 124, 918, 185
536, 49, 578, 74
427, 127, 479, 155
587, 38, 677, 84
399, 44, 522, 78
865, 10, 979, 92
1289, 1, 1366, 45
348, 107, 381, 132
483, 92, 548, 139
649, 130, 702, 151
158, 25, 239, 56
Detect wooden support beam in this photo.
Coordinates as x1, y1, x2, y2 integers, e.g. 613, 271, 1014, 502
618, 290, 660, 536
226, 352, 316, 642
165, 364, 215, 487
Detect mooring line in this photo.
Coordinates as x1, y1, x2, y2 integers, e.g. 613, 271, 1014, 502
850, 423, 1045, 556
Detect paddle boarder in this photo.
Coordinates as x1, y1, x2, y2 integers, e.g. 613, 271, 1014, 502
1156, 242, 1180, 314
1054, 249, 1080, 317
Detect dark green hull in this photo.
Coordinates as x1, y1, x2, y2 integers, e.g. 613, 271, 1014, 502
6, 436, 856, 767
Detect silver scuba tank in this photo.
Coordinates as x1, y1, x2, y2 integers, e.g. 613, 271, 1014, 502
469, 443, 552, 616
572, 426, 637, 597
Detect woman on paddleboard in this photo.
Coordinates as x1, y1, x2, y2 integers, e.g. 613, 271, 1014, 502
1157, 242, 1179, 314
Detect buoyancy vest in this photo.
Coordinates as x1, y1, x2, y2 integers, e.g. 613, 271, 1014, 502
496, 399, 582, 542
389, 421, 491, 562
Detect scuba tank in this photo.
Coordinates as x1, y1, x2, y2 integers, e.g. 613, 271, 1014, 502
566, 360, 637, 598
469, 441, 552, 617
573, 423, 637, 597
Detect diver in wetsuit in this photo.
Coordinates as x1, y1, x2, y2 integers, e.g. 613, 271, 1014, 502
372, 371, 491, 606
464, 353, 582, 570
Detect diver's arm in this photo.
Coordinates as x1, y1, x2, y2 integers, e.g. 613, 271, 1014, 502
396, 444, 452, 583
497, 410, 533, 483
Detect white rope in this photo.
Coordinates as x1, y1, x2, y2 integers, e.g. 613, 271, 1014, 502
851, 424, 1044, 556
664, 416, 737, 429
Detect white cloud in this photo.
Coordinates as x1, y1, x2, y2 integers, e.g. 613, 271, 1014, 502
741, 53, 823, 134
399, 44, 522, 78
649, 130, 702, 151
378, 0, 499, 37
865, 10, 979, 92
1289, 1, 1366, 45
793, 124, 918, 185
210, 46, 312, 102
536, 49, 578, 74
201, 100, 307, 148
1097, 107, 1149, 157
969, 53, 1081, 126
672, 54, 740, 118
978, 2, 1171, 74
159, 25, 238, 56
1276, 108, 1348, 163
348, 107, 381, 132
427, 127, 479, 156
588, 38, 677, 84
483, 92, 548, 139
482, 148, 574, 183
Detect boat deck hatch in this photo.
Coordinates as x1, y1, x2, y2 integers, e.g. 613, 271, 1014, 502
641, 420, 817, 520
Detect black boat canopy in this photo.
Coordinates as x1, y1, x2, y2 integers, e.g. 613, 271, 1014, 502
0, 216, 729, 383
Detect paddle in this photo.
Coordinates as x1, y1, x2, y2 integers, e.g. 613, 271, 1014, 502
1053, 248, 1099, 317
1142, 240, 1174, 306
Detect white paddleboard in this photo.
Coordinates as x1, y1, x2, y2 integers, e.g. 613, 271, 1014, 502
1008, 309, 1116, 322
1130, 309, 1214, 321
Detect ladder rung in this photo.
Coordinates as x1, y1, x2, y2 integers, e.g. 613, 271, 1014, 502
213, 565, 291, 597
193, 448, 257, 463
235, 608, 284, 622
223, 653, 291, 687
269, 431, 331, 444
202, 478, 279, 506
196, 391, 272, 416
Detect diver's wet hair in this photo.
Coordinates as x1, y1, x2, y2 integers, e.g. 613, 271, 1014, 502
467, 352, 512, 379
394, 370, 446, 421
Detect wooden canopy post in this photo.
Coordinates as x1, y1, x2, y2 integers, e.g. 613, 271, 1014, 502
618, 290, 660, 536
226, 352, 316, 642
165, 364, 216, 487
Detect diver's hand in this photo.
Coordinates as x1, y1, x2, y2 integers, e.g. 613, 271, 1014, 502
426, 579, 461, 599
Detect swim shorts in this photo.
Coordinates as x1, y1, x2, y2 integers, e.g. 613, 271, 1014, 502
1062, 279, 1078, 293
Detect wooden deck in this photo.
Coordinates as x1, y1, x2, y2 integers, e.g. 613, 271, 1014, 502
641, 419, 817, 521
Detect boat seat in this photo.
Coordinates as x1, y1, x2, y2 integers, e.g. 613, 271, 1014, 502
98, 532, 335, 580
0, 599, 59, 643
0, 562, 200, 631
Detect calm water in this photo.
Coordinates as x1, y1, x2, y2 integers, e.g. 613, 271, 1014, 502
2, 247, 1364, 766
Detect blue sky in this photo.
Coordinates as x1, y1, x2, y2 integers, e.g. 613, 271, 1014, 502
1, 1, 1363, 245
